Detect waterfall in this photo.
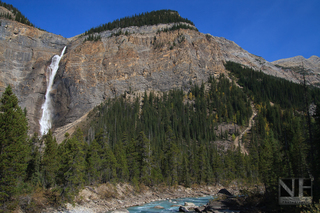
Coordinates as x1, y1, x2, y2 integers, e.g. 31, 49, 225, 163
39, 46, 66, 136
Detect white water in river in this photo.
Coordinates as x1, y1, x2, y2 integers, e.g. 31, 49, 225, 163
39, 46, 66, 136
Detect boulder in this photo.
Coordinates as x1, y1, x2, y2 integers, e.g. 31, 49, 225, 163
184, 202, 195, 207
179, 206, 189, 212
195, 206, 205, 212
204, 205, 217, 212
154, 205, 164, 209
217, 188, 233, 196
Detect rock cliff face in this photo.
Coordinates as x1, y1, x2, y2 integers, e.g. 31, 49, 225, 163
0, 17, 68, 134
0, 17, 319, 139
272, 55, 320, 86
53, 26, 226, 131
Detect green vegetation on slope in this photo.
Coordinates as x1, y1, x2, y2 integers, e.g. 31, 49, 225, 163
84, 9, 196, 36
225, 61, 320, 210
90, 74, 251, 149
80, 74, 253, 187
1, 64, 320, 212
225, 61, 320, 110
0, 0, 35, 27
0, 75, 256, 211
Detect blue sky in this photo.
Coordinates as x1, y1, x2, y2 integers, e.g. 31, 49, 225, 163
4, 0, 320, 62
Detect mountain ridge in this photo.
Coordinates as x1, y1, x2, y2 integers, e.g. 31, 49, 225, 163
0, 13, 319, 140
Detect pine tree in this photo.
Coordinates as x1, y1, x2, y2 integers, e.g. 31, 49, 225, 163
42, 129, 59, 188
181, 153, 190, 186
114, 139, 129, 182
259, 132, 282, 196
126, 138, 140, 182
137, 131, 152, 185
86, 139, 102, 184
0, 85, 29, 202
197, 144, 207, 184
313, 103, 320, 201
26, 133, 43, 186
102, 143, 117, 182
57, 129, 86, 201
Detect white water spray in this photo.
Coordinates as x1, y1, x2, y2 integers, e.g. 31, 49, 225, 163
39, 46, 66, 136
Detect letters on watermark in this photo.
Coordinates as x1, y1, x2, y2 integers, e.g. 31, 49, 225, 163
279, 178, 312, 205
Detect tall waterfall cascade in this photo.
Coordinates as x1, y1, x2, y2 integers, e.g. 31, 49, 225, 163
39, 46, 66, 136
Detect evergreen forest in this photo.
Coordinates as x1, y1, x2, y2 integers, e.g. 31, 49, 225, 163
1, 64, 320, 212
84, 9, 196, 36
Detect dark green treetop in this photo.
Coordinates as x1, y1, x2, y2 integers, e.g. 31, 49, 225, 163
84, 9, 196, 36
0, 85, 29, 202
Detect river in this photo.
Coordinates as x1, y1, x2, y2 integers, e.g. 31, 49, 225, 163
126, 196, 239, 213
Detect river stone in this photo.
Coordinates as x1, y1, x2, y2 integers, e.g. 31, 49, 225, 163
184, 202, 195, 206
195, 206, 205, 212
110, 209, 129, 213
217, 188, 233, 196
179, 206, 189, 212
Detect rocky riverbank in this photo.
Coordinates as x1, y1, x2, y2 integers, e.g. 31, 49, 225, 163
167, 187, 263, 213
43, 182, 264, 213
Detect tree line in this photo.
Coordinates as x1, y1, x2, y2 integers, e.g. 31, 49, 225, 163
84, 9, 196, 36
0, 0, 34, 27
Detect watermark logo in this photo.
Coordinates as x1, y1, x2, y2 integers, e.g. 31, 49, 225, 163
279, 178, 312, 205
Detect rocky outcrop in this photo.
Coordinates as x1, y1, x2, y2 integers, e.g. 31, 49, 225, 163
212, 35, 302, 83
1, 16, 319, 139
272, 55, 320, 86
0, 6, 15, 19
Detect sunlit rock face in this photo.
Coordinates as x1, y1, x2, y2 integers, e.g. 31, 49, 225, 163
272, 55, 320, 86
0, 16, 68, 134
1, 15, 319, 139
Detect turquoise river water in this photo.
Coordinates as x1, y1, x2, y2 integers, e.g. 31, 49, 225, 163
126, 196, 239, 213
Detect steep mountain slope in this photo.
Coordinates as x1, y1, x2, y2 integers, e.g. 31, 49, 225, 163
0, 17, 68, 134
0, 6, 14, 18
272, 55, 320, 86
0, 13, 319, 139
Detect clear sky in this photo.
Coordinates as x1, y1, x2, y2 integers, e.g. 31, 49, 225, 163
4, 0, 320, 62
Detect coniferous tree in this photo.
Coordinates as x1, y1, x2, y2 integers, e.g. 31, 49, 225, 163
26, 133, 43, 186
0, 85, 29, 203
126, 138, 140, 183
57, 129, 86, 201
181, 153, 190, 186
137, 131, 152, 185
103, 143, 118, 182
167, 140, 180, 185
114, 140, 129, 182
42, 129, 59, 188
86, 139, 102, 184
313, 103, 320, 201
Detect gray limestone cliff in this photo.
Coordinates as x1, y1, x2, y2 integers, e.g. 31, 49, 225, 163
272, 55, 320, 86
